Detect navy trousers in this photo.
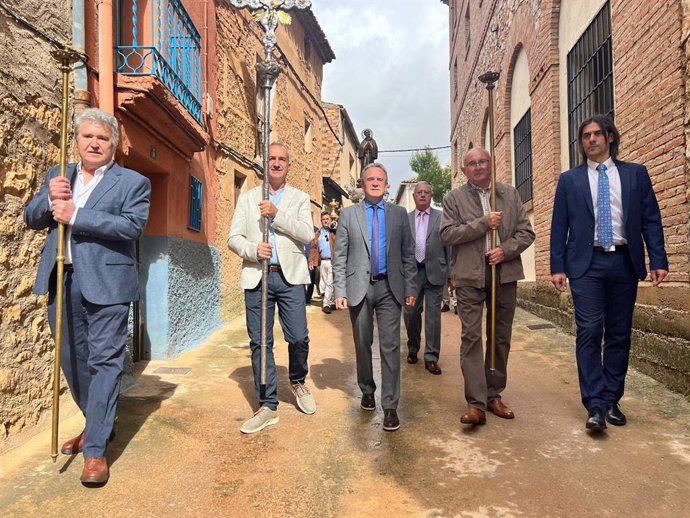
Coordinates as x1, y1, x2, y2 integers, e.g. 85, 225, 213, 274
244, 270, 310, 411
48, 270, 129, 458
569, 249, 638, 412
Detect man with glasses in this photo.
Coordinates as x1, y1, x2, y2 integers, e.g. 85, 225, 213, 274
440, 147, 534, 426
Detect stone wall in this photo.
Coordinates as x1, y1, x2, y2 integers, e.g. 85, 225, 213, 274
0, 0, 72, 439
449, 0, 690, 393
215, 7, 331, 320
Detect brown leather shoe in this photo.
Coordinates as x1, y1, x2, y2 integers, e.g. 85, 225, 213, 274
460, 406, 486, 425
488, 398, 515, 419
61, 431, 84, 455
80, 457, 109, 485
424, 361, 442, 375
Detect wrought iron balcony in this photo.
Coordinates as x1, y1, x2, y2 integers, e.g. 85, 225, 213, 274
116, 0, 203, 124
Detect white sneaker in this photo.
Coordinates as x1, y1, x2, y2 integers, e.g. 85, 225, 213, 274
290, 382, 316, 415
240, 407, 279, 434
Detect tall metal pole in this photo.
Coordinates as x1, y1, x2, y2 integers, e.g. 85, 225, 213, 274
49, 48, 78, 462
230, 0, 312, 394
478, 71, 500, 373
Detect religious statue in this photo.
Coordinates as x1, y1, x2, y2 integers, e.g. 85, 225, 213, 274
357, 128, 378, 170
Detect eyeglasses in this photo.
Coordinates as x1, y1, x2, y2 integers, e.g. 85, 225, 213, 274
464, 159, 490, 168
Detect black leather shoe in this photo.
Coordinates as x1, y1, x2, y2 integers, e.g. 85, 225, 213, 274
586, 408, 607, 431
322, 306, 332, 314
383, 409, 400, 431
606, 403, 627, 426
360, 393, 375, 411
407, 352, 418, 364
425, 361, 442, 375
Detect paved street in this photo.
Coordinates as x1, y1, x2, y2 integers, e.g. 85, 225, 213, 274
1, 301, 689, 517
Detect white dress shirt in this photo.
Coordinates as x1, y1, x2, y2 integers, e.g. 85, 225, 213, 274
64, 161, 112, 263
587, 157, 626, 245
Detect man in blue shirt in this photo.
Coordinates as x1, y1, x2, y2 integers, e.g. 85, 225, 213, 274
333, 163, 417, 431
309, 212, 336, 313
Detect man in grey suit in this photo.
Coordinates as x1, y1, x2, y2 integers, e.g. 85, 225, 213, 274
333, 163, 417, 432
24, 108, 151, 485
228, 142, 316, 434
403, 181, 449, 375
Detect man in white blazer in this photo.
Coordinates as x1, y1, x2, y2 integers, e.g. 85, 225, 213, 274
228, 142, 316, 434
24, 108, 151, 485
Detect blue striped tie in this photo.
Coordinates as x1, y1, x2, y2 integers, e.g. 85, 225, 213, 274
597, 163, 613, 248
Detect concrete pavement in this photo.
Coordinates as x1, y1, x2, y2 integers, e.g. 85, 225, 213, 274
1, 301, 689, 517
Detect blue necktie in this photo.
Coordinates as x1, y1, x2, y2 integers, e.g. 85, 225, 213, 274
597, 163, 613, 248
371, 205, 379, 276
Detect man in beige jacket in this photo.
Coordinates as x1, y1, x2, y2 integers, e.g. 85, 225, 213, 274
440, 147, 534, 426
228, 143, 316, 434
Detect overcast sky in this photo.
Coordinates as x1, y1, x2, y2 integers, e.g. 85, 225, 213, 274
309, 0, 451, 197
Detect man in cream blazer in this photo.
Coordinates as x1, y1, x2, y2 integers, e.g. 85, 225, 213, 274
228, 143, 316, 434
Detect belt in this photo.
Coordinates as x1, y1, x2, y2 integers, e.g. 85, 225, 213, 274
269, 265, 281, 272
370, 274, 387, 282
593, 244, 628, 253
63, 263, 74, 272
321, 257, 331, 261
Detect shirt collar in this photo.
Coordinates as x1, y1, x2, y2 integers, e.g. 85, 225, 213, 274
77, 161, 113, 178
587, 157, 615, 171
364, 199, 384, 209
415, 207, 430, 217
468, 181, 491, 194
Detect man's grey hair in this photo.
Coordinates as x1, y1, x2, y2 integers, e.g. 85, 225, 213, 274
461, 146, 491, 165
269, 141, 291, 163
361, 162, 388, 183
75, 108, 120, 147
414, 181, 432, 192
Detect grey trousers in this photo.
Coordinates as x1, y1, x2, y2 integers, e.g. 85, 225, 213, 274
348, 278, 401, 410
455, 263, 516, 411
404, 265, 443, 362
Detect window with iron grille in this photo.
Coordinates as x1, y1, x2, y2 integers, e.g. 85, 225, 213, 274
567, 1, 614, 167
513, 109, 533, 203
189, 176, 202, 232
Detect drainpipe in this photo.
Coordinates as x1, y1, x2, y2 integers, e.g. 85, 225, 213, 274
97, 0, 115, 114
72, 0, 90, 112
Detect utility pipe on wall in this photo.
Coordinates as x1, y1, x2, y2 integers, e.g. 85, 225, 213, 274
97, 0, 115, 113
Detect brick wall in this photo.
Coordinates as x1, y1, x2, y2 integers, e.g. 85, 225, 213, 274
448, 0, 690, 392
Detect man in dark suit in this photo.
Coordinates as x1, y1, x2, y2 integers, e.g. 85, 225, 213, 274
24, 108, 151, 485
403, 181, 448, 375
333, 163, 417, 431
550, 115, 668, 432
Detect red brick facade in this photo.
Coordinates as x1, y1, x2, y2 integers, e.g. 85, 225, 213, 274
446, 0, 690, 391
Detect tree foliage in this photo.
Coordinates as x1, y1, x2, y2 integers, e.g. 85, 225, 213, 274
409, 147, 451, 204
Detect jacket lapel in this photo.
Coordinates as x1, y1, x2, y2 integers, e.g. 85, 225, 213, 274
85, 163, 121, 208
356, 202, 369, 254
427, 208, 439, 240
575, 165, 594, 217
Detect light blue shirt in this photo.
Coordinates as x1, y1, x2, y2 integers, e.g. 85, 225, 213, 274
269, 188, 284, 265
364, 199, 387, 275
318, 228, 332, 259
